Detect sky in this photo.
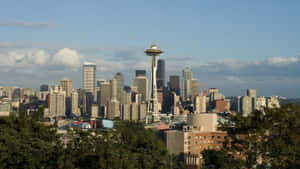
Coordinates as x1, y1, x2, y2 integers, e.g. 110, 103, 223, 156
1, 0, 300, 97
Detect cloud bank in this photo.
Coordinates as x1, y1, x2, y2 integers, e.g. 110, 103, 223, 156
0, 42, 299, 97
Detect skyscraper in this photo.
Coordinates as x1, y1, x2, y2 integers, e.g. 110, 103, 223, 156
134, 75, 148, 102
96, 79, 107, 88
71, 90, 80, 116
40, 84, 48, 92
60, 78, 72, 97
191, 78, 199, 97
107, 78, 120, 120
110, 78, 118, 102
157, 59, 165, 90
49, 85, 66, 117
182, 67, 192, 101
100, 81, 110, 107
136, 70, 146, 77
83, 62, 96, 93
169, 75, 180, 95
114, 72, 124, 101
247, 89, 257, 98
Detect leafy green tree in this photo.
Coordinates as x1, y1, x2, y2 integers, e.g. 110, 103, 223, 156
201, 149, 244, 169
0, 114, 63, 169
0, 111, 172, 169
220, 104, 300, 169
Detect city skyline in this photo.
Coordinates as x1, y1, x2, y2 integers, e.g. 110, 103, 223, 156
1, 1, 300, 97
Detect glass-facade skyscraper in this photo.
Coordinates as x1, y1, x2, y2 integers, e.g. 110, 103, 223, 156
83, 62, 96, 93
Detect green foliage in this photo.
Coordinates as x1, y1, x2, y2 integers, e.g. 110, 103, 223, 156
0, 114, 63, 169
201, 149, 244, 169
0, 114, 171, 169
220, 104, 300, 169
63, 121, 170, 169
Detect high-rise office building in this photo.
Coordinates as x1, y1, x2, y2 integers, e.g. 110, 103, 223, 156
169, 75, 180, 95
71, 90, 80, 116
100, 81, 110, 107
136, 70, 146, 77
241, 96, 252, 116
49, 85, 66, 117
114, 73, 124, 101
134, 76, 148, 102
83, 62, 96, 93
110, 78, 118, 102
255, 96, 266, 111
247, 89, 257, 98
157, 59, 165, 89
267, 96, 280, 108
191, 78, 199, 97
96, 79, 107, 88
182, 67, 192, 101
20, 88, 34, 98
40, 84, 49, 92
120, 90, 132, 105
107, 78, 120, 120
194, 94, 206, 113
60, 78, 72, 97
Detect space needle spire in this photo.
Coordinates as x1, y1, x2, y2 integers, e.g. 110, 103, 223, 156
145, 44, 163, 123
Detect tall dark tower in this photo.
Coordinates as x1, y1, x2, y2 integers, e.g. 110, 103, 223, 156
169, 75, 180, 95
156, 59, 165, 90
136, 70, 146, 77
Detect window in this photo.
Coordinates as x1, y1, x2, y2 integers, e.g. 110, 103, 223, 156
217, 136, 221, 139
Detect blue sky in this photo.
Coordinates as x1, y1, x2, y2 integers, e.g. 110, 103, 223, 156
1, 0, 300, 97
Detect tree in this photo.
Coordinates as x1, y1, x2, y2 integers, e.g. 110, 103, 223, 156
0, 114, 63, 169
220, 104, 300, 169
0, 111, 172, 169
201, 149, 244, 169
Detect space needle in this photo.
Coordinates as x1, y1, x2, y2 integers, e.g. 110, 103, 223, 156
145, 44, 163, 123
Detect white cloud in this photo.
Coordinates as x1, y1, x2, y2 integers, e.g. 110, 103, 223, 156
0, 49, 50, 66
53, 48, 84, 69
28, 50, 50, 65
267, 56, 299, 65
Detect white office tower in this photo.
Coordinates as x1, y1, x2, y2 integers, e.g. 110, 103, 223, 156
60, 78, 72, 97
83, 62, 96, 93
145, 45, 163, 123
255, 96, 266, 111
71, 90, 80, 116
134, 76, 148, 102
194, 94, 206, 113
49, 85, 66, 117
241, 96, 252, 116
182, 67, 192, 101
267, 96, 280, 108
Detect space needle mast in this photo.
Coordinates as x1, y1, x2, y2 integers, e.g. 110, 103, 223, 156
145, 44, 163, 123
